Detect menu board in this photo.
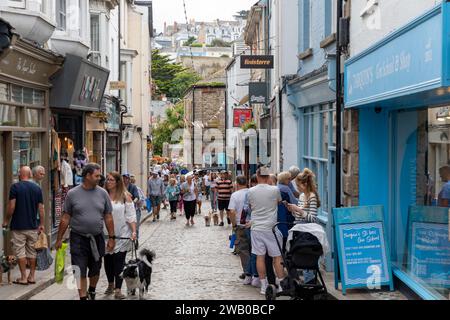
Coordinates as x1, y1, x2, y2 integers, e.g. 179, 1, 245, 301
338, 222, 390, 286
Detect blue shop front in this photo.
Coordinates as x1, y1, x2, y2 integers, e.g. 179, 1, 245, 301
345, 3, 450, 300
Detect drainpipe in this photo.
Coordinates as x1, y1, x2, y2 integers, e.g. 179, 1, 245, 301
336, 0, 343, 209
118, 1, 124, 173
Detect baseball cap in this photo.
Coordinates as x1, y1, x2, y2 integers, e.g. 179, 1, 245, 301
122, 173, 130, 178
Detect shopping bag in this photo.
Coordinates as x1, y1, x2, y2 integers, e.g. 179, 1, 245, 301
34, 232, 48, 250
146, 198, 152, 212
36, 248, 53, 271
54, 242, 68, 284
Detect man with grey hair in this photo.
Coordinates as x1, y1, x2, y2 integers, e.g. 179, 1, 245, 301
31, 166, 45, 185
288, 166, 301, 198
31, 166, 46, 225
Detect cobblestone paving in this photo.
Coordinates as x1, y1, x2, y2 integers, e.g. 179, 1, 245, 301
30, 203, 264, 300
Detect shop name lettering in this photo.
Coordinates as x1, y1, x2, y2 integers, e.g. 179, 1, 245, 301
251, 95, 266, 103
344, 229, 380, 244
350, 51, 412, 93
16, 58, 37, 75
80, 75, 101, 102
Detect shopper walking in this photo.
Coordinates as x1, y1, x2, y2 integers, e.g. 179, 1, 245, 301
55, 163, 115, 300
194, 172, 203, 215
178, 175, 186, 216
123, 174, 141, 238
103, 172, 137, 300
147, 171, 164, 222
181, 174, 197, 226
247, 166, 286, 295
165, 178, 180, 220
2, 166, 44, 286
216, 171, 234, 226
209, 172, 218, 213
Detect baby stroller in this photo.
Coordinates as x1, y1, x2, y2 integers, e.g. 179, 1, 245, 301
265, 222, 329, 300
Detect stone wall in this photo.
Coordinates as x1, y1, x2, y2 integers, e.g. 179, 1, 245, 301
342, 109, 359, 207
183, 86, 226, 168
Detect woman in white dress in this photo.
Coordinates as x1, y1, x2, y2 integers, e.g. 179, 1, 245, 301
103, 172, 137, 299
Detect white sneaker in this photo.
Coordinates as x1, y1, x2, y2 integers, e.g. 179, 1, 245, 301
251, 277, 261, 288
260, 281, 269, 295
243, 276, 252, 285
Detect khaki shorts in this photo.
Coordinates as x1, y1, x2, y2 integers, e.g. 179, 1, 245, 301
11, 230, 39, 259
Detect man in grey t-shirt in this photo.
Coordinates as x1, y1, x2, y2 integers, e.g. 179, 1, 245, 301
55, 163, 115, 301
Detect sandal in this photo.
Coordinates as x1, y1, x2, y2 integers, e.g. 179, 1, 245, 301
13, 279, 28, 285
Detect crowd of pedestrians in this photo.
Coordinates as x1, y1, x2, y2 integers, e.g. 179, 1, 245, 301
226, 165, 323, 295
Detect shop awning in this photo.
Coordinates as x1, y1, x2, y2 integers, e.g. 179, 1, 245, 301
50, 54, 110, 112
344, 2, 450, 109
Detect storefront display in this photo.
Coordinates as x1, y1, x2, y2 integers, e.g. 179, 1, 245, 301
0, 36, 63, 250
345, 3, 450, 299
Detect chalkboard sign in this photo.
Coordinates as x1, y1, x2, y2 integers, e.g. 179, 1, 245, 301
333, 205, 394, 295
407, 206, 450, 289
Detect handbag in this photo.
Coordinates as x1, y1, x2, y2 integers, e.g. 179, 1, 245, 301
34, 232, 48, 250
36, 248, 53, 271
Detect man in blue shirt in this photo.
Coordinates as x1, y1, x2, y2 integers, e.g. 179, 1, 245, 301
2, 166, 44, 285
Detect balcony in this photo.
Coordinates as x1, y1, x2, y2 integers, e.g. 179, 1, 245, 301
0, 1, 55, 45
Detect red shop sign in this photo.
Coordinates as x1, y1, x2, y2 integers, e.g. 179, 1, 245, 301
233, 109, 252, 127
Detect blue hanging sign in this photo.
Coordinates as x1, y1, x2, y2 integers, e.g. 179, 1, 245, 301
333, 205, 394, 295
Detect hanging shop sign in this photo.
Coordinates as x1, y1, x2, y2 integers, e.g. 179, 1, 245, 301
249, 82, 268, 106
50, 54, 110, 111
109, 81, 127, 90
233, 108, 253, 127
240, 55, 274, 69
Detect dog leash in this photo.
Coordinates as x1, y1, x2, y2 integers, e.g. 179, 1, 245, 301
104, 235, 139, 260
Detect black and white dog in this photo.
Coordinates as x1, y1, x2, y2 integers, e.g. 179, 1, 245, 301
122, 249, 155, 300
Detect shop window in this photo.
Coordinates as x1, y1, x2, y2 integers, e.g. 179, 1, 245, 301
25, 108, 41, 127
12, 132, 41, 182
90, 14, 101, 65
391, 106, 450, 300
301, 103, 336, 221
0, 104, 17, 126
0, 83, 9, 101
10, 84, 45, 106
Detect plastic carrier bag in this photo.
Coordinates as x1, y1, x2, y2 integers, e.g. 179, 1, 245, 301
54, 242, 68, 284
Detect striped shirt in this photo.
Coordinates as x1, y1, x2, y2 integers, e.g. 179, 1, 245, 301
294, 192, 318, 223
215, 178, 233, 201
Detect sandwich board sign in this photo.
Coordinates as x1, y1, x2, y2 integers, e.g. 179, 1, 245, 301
332, 205, 394, 295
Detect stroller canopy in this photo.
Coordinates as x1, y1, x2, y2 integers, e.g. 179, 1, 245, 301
286, 223, 330, 255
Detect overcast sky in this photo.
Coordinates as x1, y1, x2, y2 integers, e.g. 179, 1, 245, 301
152, 0, 257, 33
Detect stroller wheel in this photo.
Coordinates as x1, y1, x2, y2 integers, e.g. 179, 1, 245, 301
265, 285, 277, 301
